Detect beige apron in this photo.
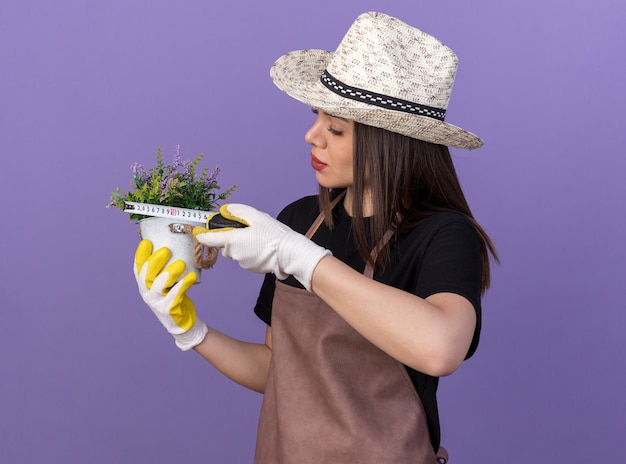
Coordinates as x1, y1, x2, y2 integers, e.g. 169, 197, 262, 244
255, 199, 447, 464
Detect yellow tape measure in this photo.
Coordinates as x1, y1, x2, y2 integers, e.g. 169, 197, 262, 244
123, 202, 211, 224
123, 202, 247, 229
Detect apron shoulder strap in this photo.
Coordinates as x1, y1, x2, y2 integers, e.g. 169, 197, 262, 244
305, 191, 346, 239
363, 228, 395, 280
304, 190, 396, 280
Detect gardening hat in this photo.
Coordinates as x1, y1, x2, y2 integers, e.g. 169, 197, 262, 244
270, 11, 483, 149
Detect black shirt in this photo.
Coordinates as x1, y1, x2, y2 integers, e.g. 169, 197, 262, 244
254, 195, 482, 451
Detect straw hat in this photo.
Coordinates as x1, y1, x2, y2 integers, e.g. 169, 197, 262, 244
270, 12, 483, 149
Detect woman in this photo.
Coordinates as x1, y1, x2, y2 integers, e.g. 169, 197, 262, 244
133, 12, 498, 463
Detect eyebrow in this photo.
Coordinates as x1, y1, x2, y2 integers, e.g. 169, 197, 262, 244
317, 108, 349, 123
326, 111, 350, 123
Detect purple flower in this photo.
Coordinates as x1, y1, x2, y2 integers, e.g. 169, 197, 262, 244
160, 177, 174, 201
172, 145, 181, 168
131, 162, 148, 186
131, 162, 145, 176
205, 166, 220, 187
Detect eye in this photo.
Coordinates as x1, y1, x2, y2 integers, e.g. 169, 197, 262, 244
311, 108, 343, 135
327, 126, 343, 136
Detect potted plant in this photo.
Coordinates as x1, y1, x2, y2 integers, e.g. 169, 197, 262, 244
108, 145, 236, 282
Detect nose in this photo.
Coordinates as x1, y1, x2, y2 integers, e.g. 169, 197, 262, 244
304, 113, 325, 147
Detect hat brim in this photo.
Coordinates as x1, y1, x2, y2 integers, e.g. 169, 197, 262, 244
270, 50, 484, 150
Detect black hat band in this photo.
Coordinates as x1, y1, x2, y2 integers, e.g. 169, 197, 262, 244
320, 70, 446, 121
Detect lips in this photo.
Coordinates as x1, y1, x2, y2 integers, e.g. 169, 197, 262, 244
310, 153, 327, 171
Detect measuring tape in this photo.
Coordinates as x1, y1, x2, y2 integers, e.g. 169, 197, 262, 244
123, 202, 247, 229
124, 202, 211, 224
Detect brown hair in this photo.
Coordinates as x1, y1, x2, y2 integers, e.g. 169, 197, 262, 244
319, 122, 499, 293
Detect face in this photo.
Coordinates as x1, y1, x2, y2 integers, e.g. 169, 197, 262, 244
304, 109, 354, 190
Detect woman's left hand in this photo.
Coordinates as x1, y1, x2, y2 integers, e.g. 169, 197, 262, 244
133, 240, 208, 351
193, 203, 330, 291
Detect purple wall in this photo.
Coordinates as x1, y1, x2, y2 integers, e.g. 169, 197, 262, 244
1, 0, 624, 462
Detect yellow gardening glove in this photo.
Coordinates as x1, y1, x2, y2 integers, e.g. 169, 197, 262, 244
133, 240, 208, 351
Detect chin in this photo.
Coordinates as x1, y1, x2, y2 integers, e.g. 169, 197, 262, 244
315, 174, 352, 190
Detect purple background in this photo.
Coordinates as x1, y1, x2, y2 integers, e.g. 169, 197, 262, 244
1, 0, 624, 462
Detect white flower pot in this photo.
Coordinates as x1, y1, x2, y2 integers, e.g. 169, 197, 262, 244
139, 217, 201, 283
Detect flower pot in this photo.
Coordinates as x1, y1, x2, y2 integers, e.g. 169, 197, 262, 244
139, 217, 202, 283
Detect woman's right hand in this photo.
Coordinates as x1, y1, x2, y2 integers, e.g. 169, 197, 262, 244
133, 240, 208, 351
